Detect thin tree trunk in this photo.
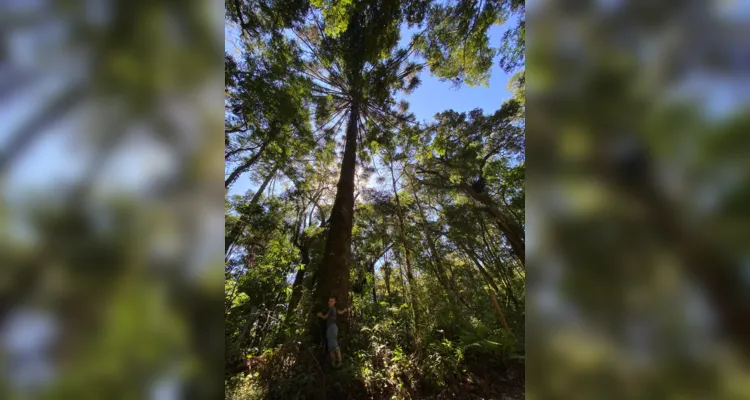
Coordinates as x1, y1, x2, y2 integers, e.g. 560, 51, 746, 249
636, 177, 750, 358
0, 85, 85, 174
369, 242, 393, 306
236, 306, 258, 349
369, 262, 378, 305
459, 182, 525, 266
225, 140, 270, 188
286, 245, 310, 322
311, 103, 359, 340
303, 263, 316, 293
488, 290, 510, 330
225, 145, 256, 161
461, 244, 503, 296
383, 247, 392, 299
397, 256, 409, 300
287, 205, 326, 327
225, 167, 276, 256
476, 217, 521, 311
407, 175, 471, 311
458, 248, 511, 331
425, 229, 472, 310
389, 159, 421, 336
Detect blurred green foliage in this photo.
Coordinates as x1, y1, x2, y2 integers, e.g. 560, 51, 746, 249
527, 1, 750, 399
224, 0, 525, 398
1, 0, 225, 398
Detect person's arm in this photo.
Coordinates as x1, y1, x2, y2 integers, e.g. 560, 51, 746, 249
317, 310, 330, 319
336, 307, 349, 315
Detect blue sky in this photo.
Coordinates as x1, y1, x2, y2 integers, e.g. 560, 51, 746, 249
226, 19, 517, 197
2, 17, 516, 209
224, 18, 519, 283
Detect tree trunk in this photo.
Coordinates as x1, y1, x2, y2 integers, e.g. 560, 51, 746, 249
408, 180, 472, 311
397, 255, 409, 299
310, 103, 359, 340
286, 203, 328, 325
459, 182, 525, 266
236, 306, 258, 349
368, 242, 392, 307
458, 247, 511, 331
285, 245, 310, 322
369, 262, 378, 305
303, 262, 316, 302
636, 178, 750, 358
0, 86, 85, 173
424, 226, 471, 310
461, 244, 503, 295
389, 161, 421, 335
384, 263, 392, 299
225, 167, 276, 256
383, 238, 392, 300
488, 290, 510, 330
476, 217, 521, 311
225, 139, 270, 189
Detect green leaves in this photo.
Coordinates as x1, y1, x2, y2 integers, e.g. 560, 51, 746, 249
311, 0, 355, 37
227, 0, 310, 38
224, 2, 525, 397
498, 17, 525, 73
416, 0, 525, 86
225, 31, 314, 188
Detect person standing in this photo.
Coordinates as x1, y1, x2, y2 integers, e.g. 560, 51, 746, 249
317, 296, 349, 367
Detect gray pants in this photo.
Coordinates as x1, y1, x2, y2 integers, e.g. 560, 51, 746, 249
326, 324, 339, 351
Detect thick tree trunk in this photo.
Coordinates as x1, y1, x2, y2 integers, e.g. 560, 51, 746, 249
310, 103, 359, 341
225, 167, 276, 256
225, 140, 270, 189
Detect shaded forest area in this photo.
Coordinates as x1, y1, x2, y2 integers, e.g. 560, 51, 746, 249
224, 1, 525, 398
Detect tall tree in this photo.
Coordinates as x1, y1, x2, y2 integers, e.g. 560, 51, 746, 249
223, 1, 528, 397
301, 0, 423, 339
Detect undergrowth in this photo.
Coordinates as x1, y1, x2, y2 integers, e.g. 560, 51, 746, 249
226, 316, 524, 400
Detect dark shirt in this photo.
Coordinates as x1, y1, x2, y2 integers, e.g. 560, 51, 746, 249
326, 306, 337, 327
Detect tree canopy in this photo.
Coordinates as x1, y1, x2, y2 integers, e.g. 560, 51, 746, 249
224, 0, 525, 398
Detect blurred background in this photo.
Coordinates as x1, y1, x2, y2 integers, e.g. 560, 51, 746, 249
526, 0, 750, 399
3, 0, 750, 398
0, 0, 225, 399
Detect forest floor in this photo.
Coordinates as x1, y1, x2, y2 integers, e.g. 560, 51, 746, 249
228, 349, 525, 400
309, 360, 524, 400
